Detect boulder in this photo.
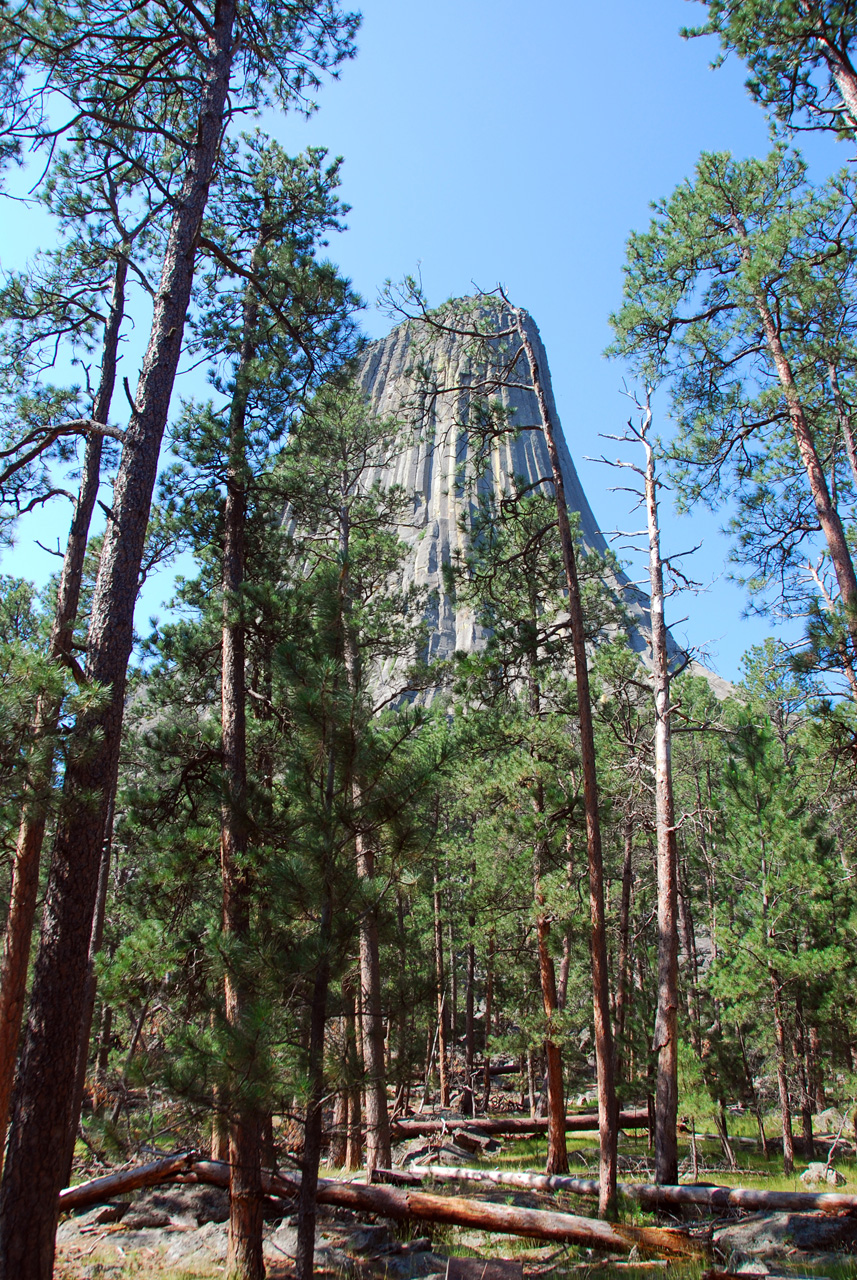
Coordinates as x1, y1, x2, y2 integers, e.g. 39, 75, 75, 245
715, 1211, 857, 1257
164, 1220, 228, 1266
800, 1162, 846, 1186
815, 1107, 846, 1135
135, 1182, 229, 1225
452, 1128, 500, 1154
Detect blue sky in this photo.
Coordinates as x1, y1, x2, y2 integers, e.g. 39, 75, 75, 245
1, 0, 850, 681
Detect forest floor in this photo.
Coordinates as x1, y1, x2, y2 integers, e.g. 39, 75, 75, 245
52, 1120, 857, 1280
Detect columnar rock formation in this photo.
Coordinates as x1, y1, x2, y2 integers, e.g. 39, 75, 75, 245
358, 302, 674, 679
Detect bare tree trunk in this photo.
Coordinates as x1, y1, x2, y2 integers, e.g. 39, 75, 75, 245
510, 303, 617, 1218
0, 16, 238, 1274
0, 254, 127, 1177
632, 409, 680, 1188
432, 874, 450, 1109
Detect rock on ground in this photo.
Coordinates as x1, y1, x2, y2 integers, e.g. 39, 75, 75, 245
57, 1186, 447, 1278
714, 1211, 857, 1257
801, 1162, 846, 1186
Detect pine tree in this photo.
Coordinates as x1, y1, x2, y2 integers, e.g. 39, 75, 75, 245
610, 149, 857, 688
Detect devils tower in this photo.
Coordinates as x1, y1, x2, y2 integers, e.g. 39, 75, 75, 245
357, 299, 691, 680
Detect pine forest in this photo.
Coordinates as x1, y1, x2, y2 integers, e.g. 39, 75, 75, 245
1, 3, 857, 1279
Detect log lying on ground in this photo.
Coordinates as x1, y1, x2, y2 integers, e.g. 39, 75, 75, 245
406, 1163, 857, 1215
391, 1110, 648, 1137
57, 1154, 703, 1255
59, 1151, 197, 1212
185, 1160, 702, 1257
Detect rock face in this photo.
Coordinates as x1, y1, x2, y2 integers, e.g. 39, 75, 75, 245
358, 303, 727, 694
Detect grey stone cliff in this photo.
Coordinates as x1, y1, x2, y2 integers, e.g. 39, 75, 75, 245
356, 302, 730, 698
358, 308, 660, 665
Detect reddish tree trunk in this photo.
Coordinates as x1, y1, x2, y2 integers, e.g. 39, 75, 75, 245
296, 900, 331, 1280
511, 304, 617, 1217
432, 874, 451, 1109
0, 14, 237, 1273
462, 912, 476, 1117
615, 816, 634, 1082
482, 931, 494, 1110
0, 254, 127, 1177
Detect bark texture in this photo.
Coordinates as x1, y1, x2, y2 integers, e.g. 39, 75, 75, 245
640, 418, 679, 1186
0, 254, 127, 1174
0, 11, 237, 1274
511, 304, 617, 1217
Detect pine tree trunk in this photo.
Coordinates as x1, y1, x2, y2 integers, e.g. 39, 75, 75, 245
809, 1025, 826, 1111
737, 1024, 769, 1158
714, 1100, 737, 1171
330, 1088, 347, 1168
448, 913, 457, 1049
337, 494, 390, 1172
0, 16, 237, 1273
677, 862, 701, 1054
615, 816, 634, 1083
220, 267, 266, 1280
344, 993, 362, 1171
536, 911, 569, 1175
816, 34, 857, 132
356, 841, 390, 1169
511, 305, 617, 1218
296, 900, 331, 1280
771, 978, 795, 1175
432, 874, 450, 1109
0, 254, 127, 1178
738, 229, 857, 655
482, 931, 494, 1111
462, 915, 475, 1117
793, 996, 814, 1158
639, 419, 679, 1187
63, 787, 117, 1184
526, 1051, 537, 1118
95, 1003, 113, 1115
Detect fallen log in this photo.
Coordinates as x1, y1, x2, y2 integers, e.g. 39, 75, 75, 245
57, 1153, 702, 1256
391, 1110, 648, 1138
59, 1151, 197, 1212
406, 1163, 857, 1215
184, 1160, 703, 1256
